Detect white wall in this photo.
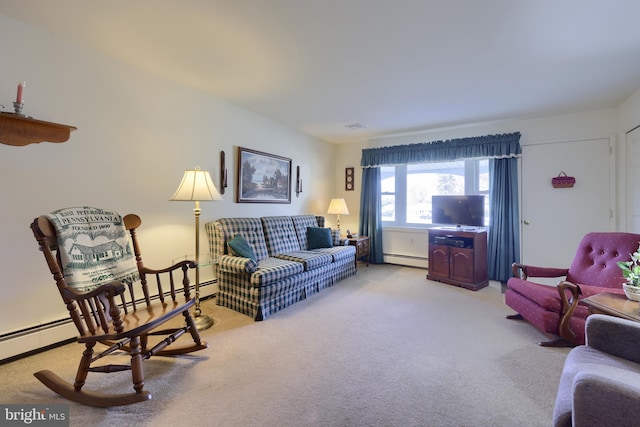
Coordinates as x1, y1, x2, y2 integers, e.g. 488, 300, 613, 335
335, 108, 627, 266
0, 15, 336, 346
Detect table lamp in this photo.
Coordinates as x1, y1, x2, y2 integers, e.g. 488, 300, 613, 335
327, 198, 349, 234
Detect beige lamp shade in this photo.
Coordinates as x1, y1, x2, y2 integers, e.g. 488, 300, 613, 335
170, 167, 222, 202
327, 198, 349, 215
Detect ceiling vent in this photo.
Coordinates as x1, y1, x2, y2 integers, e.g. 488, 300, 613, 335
345, 123, 366, 130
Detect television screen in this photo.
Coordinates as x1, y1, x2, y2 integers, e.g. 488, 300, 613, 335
432, 195, 485, 227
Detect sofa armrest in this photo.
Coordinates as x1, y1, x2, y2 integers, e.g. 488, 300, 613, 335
586, 314, 640, 363
572, 371, 640, 426
217, 254, 257, 274
330, 229, 350, 246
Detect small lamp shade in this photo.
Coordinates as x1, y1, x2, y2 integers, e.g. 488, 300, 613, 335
170, 167, 222, 202
327, 198, 349, 215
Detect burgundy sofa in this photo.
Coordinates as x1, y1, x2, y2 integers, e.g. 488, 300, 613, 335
505, 232, 640, 346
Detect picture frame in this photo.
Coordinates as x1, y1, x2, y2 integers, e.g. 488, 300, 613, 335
345, 167, 355, 191
237, 147, 292, 203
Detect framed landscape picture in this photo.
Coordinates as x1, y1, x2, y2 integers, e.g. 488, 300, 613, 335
237, 147, 292, 203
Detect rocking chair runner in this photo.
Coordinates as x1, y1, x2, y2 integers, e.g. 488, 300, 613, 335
30, 209, 208, 407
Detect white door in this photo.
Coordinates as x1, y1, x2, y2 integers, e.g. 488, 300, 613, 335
520, 138, 613, 278
626, 127, 640, 232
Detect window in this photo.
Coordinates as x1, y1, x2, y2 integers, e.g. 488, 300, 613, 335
381, 159, 489, 226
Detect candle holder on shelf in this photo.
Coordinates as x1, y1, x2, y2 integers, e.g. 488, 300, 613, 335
13, 102, 24, 116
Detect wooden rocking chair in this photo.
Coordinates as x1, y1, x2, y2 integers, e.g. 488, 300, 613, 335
30, 208, 208, 407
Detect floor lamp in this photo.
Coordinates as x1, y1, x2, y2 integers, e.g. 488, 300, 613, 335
171, 166, 222, 330
327, 198, 349, 235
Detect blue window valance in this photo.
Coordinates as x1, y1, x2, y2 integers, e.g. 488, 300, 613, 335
360, 132, 522, 167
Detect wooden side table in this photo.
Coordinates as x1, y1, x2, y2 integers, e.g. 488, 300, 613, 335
582, 292, 640, 322
347, 236, 369, 269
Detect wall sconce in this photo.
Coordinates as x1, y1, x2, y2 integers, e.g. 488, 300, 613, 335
220, 150, 228, 195
296, 165, 302, 197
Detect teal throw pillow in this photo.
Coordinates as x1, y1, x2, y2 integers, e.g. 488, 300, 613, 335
228, 234, 256, 261
307, 227, 333, 249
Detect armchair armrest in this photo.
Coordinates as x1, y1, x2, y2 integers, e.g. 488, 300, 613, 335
572, 371, 640, 426
512, 263, 569, 279
217, 254, 257, 274
557, 281, 582, 342
586, 314, 640, 363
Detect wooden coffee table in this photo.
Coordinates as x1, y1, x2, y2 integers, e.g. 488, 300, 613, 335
582, 292, 640, 322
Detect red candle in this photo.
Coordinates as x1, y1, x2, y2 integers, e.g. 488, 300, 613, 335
16, 82, 24, 104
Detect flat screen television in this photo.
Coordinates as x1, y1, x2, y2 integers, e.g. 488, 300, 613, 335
432, 195, 485, 227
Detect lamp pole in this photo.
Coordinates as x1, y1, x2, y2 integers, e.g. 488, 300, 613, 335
193, 200, 212, 328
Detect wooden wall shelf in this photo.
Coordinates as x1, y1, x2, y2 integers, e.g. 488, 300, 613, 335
0, 112, 77, 146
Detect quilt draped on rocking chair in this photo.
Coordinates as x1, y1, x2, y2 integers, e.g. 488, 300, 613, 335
46, 206, 139, 292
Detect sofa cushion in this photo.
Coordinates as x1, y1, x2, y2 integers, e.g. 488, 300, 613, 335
507, 278, 563, 313
228, 234, 257, 261
275, 251, 333, 270
250, 257, 305, 287
261, 216, 302, 256
507, 278, 597, 325
291, 215, 321, 249
507, 278, 625, 321
314, 245, 356, 262
208, 218, 270, 261
307, 227, 333, 249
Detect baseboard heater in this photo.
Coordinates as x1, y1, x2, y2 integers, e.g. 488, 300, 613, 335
383, 253, 428, 269
0, 280, 217, 364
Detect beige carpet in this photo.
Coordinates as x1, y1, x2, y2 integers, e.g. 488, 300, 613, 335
0, 265, 570, 426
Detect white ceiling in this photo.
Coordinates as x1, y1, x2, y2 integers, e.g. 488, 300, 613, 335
2, 1, 640, 144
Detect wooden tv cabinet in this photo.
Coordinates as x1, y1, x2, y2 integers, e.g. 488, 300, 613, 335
427, 227, 488, 291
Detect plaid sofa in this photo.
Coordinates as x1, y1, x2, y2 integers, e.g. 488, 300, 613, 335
205, 215, 356, 320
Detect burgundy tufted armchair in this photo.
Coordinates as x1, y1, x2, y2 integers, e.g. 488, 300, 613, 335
505, 232, 640, 346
